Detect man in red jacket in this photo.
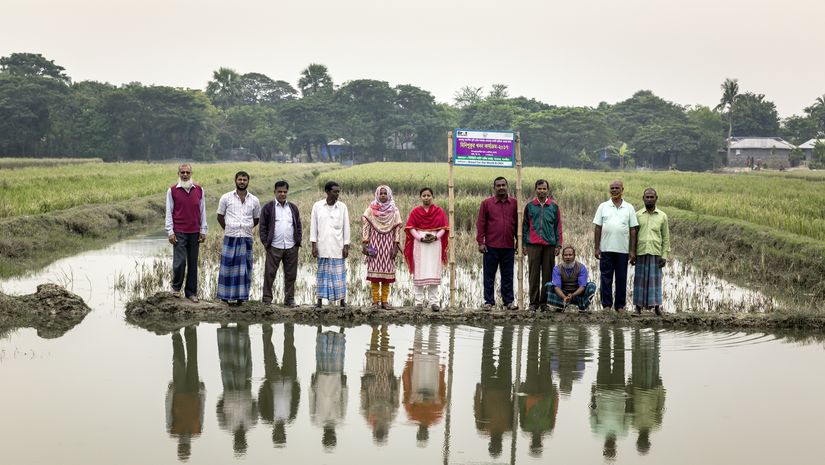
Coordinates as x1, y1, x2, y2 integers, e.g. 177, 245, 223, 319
165, 164, 207, 302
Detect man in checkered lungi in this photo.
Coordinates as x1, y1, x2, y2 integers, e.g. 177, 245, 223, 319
632, 188, 671, 316
216, 171, 261, 305
311, 181, 351, 308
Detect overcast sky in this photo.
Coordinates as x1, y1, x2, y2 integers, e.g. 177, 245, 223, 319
3, 0, 822, 117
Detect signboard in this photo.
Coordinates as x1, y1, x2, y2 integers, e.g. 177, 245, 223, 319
453, 129, 515, 168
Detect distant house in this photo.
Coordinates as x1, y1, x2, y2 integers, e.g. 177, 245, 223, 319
799, 138, 824, 162
320, 138, 351, 161
727, 137, 795, 167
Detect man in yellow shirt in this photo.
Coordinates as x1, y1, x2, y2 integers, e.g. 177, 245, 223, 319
633, 188, 671, 315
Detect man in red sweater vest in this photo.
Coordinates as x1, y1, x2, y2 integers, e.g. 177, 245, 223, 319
165, 164, 208, 302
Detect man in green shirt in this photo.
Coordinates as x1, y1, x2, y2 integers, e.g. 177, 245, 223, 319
632, 188, 671, 315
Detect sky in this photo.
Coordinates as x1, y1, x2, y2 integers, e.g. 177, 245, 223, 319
3, 0, 822, 117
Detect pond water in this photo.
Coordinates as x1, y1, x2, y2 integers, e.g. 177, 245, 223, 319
1, 237, 823, 465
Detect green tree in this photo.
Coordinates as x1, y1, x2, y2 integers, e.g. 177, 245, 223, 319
206, 67, 243, 108
453, 85, 483, 108
729, 92, 780, 136
238, 72, 298, 105
803, 94, 825, 136
0, 74, 68, 155
781, 115, 818, 145
517, 107, 614, 167
334, 79, 396, 161
298, 63, 333, 97
103, 84, 216, 161
714, 78, 739, 162
488, 84, 509, 100
607, 90, 687, 142
0, 52, 70, 83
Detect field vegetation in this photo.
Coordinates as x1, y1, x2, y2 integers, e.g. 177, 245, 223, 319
0, 157, 103, 169
315, 163, 825, 305
0, 162, 331, 276
0, 161, 325, 218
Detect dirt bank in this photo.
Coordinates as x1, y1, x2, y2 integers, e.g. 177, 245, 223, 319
124, 292, 825, 335
0, 284, 92, 338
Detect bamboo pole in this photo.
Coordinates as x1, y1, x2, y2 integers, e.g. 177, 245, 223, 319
515, 132, 524, 311
509, 325, 524, 465
448, 131, 456, 310
442, 325, 456, 465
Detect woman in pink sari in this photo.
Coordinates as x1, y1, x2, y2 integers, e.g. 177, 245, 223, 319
404, 188, 449, 311
362, 185, 403, 309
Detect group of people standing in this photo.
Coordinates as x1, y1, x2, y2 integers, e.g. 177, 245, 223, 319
163, 164, 449, 310
476, 177, 671, 314
165, 163, 670, 313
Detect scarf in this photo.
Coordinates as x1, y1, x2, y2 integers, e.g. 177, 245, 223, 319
363, 185, 401, 234
403, 203, 449, 274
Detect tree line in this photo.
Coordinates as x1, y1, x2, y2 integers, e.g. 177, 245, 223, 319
1, 52, 823, 170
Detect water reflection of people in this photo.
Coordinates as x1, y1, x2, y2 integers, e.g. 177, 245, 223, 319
402, 325, 445, 445
216, 324, 258, 456
258, 324, 300, 447
360, 325, 398, 444
474, 326, 514, 457
590, 327, 629, 461
166, 326, 205, 461
310, 326, 348, 450
627, 328, 666, 455
552, 325, 591, 395
519, 327, 559, 457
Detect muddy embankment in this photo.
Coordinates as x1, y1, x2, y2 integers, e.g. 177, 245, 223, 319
0, 284, 91, 338
124, 292, 825, 335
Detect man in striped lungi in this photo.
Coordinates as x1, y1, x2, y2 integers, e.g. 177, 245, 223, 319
216, 171, 261, 306
311, 181, 351, 308
632, 188, 671, 316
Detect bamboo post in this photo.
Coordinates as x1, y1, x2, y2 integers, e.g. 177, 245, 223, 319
448, 131, 456, 310
442, 325, 456, 465
510, 325, 524, 465
515, 132, 524, 311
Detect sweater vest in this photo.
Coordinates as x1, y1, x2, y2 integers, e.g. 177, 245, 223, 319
170, 184, 203, 234
559, 262, 582, 294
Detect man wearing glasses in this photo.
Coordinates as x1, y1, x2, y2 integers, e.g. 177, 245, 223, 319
165, 164, 208, 302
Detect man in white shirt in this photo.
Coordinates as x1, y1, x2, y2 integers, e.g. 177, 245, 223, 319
310, 181, 350, 308
259, 180, 302, 307
593, 180, 638, 312
216, 171, 261, 305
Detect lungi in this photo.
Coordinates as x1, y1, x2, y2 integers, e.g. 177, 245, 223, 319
316, 257, 347, 302
546, 282, 597, 311
633, 254, 663, 308
217, 236, 253, 301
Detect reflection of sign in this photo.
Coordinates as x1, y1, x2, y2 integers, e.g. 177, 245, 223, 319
454, 129, 515, 168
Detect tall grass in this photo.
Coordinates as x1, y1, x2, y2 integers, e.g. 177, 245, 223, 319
319, 163, 825, 242
0, 158, 103, 170
0, 162, 328, 218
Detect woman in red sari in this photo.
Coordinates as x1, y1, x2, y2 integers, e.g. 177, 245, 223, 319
403, 187, 449, 311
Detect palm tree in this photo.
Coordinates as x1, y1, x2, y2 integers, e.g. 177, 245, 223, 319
206, 67, 242, 108
714, 78, 739, 163
297, 64, 333, 97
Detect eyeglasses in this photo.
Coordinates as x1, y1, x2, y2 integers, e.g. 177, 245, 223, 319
179, 171, 191, 174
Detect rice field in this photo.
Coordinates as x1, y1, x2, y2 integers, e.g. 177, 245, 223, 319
319, 163, 825, 242
0, 157, 104, 170
0, 162, 327, 218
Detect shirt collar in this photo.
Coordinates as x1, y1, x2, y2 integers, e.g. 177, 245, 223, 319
641, 207, 661, 215
532, 197, 552, 206
494, 196, 511, 203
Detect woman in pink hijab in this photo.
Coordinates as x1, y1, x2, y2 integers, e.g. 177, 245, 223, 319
361, 185, 403, 309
